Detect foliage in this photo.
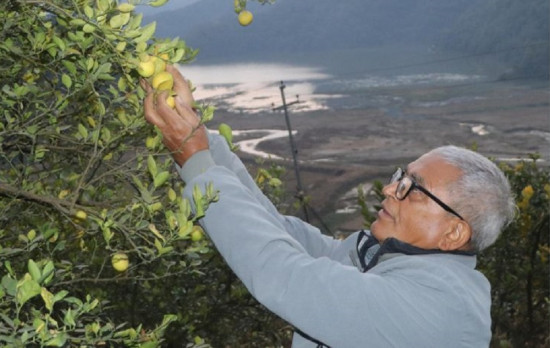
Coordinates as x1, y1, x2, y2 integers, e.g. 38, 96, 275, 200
0, 0, 226, 346
1, 0, 292, 346
478, 156, 549, 347
357, 180, 384, 230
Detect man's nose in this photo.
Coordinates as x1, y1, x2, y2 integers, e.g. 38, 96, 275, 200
381, 181, 398, 199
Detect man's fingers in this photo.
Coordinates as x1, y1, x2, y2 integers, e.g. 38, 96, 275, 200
166, 65, 194, 107
143, 89, 166, 128
140, 78, 152, 93
174, 95, 201, 127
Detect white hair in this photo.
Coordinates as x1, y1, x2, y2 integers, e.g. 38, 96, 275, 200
428, 146, 516, 251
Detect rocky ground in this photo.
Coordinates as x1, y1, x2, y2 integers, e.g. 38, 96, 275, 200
207, 79, 550, 235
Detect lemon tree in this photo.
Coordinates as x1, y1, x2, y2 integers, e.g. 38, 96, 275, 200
0, 0, 221, 346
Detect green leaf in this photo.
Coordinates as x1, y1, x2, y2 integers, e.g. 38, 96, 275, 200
149, 224, 165, 242
52, 36, 66, 51
192, 185, 205, 219
62, 60, 77, 75
154, 171, 170, 188
127, 13, 143, 30
102, 226, 113, 244
147, 155, 158, 178
218, 123, 233, 144
63, 308, 76, 327
134, 22, 156, 43
86, 57, 95, 71
16, 273, 41, 307
61, 74, 72, 89
78, 123, 88, 139
40, 260, 55, 285
41, 287, 55, 312
97, 0, 110, 13
109, 13, 130, 29
83, 23, 95, 33
172, 47, 185, 62
27, 259, 41, 282
53, 290, 69, 302
84, 5, 94, 18
70, 19, 87, 27
116, 41, 127, 52
1, 275, 16, 296
118, 3, 135, 12
45, 332, 68, 347
139, 342, 158, 348
96, 62, 112, 76
154, 238, 163, 252
149, 0, 169, 7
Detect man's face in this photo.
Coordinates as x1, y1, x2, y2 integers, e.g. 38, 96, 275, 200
370, 152, 462, 249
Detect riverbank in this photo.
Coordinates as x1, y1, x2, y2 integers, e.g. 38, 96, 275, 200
205, 79, 550, 235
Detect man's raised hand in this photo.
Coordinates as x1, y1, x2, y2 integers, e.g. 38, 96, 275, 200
142, 65, 209, 166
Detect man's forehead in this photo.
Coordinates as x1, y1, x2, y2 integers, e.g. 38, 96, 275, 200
404, 164, 425, 185
406, 153, 460, 186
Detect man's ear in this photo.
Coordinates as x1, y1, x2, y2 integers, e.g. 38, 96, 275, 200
439, 220, 472, 251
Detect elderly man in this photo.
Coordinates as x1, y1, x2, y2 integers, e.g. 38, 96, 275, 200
143, 66, 516, 348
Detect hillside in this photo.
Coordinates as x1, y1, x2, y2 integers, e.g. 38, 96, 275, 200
146, 0, 481, 60
145, 0, 549, 77
438, 0, 549, 78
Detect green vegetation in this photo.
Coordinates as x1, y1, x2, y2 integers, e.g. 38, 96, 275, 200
0, 0, 287, 346
479, 157, 549, 347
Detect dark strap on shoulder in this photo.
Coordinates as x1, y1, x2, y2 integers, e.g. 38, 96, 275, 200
295, 328, 330, 348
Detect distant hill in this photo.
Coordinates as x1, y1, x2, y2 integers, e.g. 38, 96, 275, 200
438, 0, 549, 79
146, 0, 481, 60
145, 0, 549, 78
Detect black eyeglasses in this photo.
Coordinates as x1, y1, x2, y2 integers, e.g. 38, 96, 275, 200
389, 168, 464, 220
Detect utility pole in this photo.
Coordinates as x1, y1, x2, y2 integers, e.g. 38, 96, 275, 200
275, 81, 310, 222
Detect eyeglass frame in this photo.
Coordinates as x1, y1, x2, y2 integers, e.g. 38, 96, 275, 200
389, 167, 465, 221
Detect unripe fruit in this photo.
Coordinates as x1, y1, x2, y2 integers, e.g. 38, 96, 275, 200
152, 71, 174, 91
145, 136, 157, 149
111, 252, 129, 272
238, 10, 253, 26
191, 226, 204, 242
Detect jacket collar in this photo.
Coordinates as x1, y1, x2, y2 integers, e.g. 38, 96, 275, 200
352, 230, 476, 273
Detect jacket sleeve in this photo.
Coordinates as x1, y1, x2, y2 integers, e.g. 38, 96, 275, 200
178, 132, 355, 263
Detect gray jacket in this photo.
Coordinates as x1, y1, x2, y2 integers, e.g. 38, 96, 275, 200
177, 132, 492, 348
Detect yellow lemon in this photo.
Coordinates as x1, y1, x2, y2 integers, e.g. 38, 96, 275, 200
75, 210, 87, 220
166, 95, 176, 108
152, 71, 174, 91
521, 185, 534, 199
111, 252, 129, 272
137, 60, 155, 78
191, 225, 204, 242
238, 10, 253, 26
